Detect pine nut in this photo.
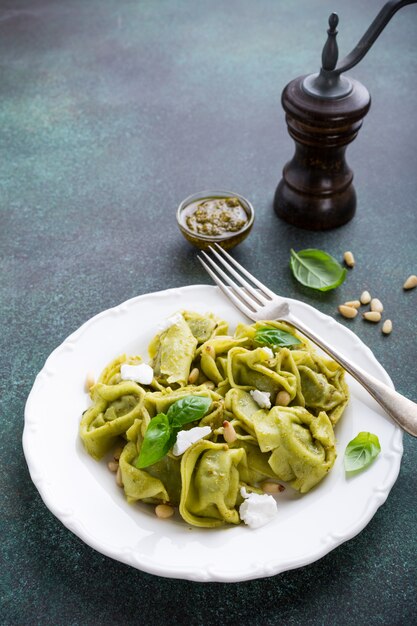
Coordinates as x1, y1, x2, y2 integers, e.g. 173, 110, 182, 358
85, 371, 95, 392
360, 290, 371, 305
275, 390, 291, 406
343, 251, 355, 267
116, 466, 123, 487
382, 319, 393, 335
188, 367, 200, 384
113, 445, 124, 461
338, 305, 358, 319
202, 380, 215, 390
108, 461, 118, 472
403, 275, 417, 290
223, 420, 237, 443
155, 504, 174, 519
344, 300, 361, 309
261, 481, 285, 494
370, 298, 383, 313
363, 311, 381, 322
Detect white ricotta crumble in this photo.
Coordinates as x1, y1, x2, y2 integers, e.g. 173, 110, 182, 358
250, 389, 271, 409
239, 487, 278, 529
120, 363, 154, 385
172, 426, 212, 456
261, 347, 274, 359
157, 312, 183, 332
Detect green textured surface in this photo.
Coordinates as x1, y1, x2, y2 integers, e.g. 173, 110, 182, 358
1, 0, 416, 623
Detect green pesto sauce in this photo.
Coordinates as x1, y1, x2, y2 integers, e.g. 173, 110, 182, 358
184, 197, 248, 236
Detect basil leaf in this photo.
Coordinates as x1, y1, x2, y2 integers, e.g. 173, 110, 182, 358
134, 397, 212, 468
290, 248, 347, 291
254, 326, 301, 349
344, 432, 381, 473
167, 395, 212, 428
135, 413, 174, 468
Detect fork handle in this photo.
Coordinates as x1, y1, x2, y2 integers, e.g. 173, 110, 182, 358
289, 315, 417, 437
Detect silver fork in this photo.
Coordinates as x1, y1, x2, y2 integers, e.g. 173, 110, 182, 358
198, 243, 417, 437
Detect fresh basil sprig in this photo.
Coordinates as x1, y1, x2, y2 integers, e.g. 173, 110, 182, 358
254, 326, 301, 349
167, 395, 211, 428
290, 248, 347, 291
344, 432, 381, 473
135, 395, 211, 468
135, 414, 175, 468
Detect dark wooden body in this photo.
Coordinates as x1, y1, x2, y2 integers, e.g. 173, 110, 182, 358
274, 76, 371, 230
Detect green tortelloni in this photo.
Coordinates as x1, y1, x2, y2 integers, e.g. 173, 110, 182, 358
229, 439, 279, 485
120, 418, 183, 506
80, 381, 146, 460
197, 399, 225, 430
119, 441, 171, 504
180, 440, 247, 527
298, 367, 346, 419
149, 316, 198, 386
273, 348, 305, 405
224, 387, 259, 437
182, 311, 228, 344
292, 350, 348, 424
199, 336, 250, 385
97, 354, 143, 386
227, 346, 299, 399
253, 406, 336, 493
225, 388, 337, 493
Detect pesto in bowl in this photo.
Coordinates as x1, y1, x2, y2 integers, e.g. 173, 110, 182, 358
177, 190, 254, 250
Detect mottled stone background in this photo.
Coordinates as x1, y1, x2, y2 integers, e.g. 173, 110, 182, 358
1, 0, 416, 624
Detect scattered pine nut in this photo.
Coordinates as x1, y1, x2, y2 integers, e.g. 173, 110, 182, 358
338, 305, 358, 319
276, 390, 291, 406
360, 290, 371, 305
155, 504, 174, 519
188, 367, 200, 384
343, 251, 355, 267
261, 481, 285, 494
370, 298, 384, 313
382, 319, 393, 335
108, 461, 119, 473
344, 300, 361, 309
223, 420, 237, 443
85, 371, 95, 392
202, 380, 215, 390
116, 466, 123, 488
403, 275, 417, 290
363, 311, 381, 322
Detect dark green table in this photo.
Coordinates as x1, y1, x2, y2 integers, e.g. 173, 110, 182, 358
2, 0, 416, 623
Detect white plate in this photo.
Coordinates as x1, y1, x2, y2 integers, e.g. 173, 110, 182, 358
23, 285, 403, 582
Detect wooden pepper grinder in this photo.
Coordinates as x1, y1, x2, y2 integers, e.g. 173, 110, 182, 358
274, 0, 417, 230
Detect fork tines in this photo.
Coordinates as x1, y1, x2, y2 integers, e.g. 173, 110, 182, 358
197, 243, 275, 315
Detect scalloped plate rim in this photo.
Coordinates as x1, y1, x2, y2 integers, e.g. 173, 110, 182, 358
23, 285, 403, 582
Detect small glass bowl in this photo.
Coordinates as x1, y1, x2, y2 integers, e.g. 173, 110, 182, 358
176, 190, 255, 250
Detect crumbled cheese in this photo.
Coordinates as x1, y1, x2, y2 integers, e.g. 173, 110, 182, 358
261, 347, 274, 359
120, 363, 154, 385
239, 487, 278, 529
172, 426, 211, 456
250, 389, 271, 409
158, 312, 183, 332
